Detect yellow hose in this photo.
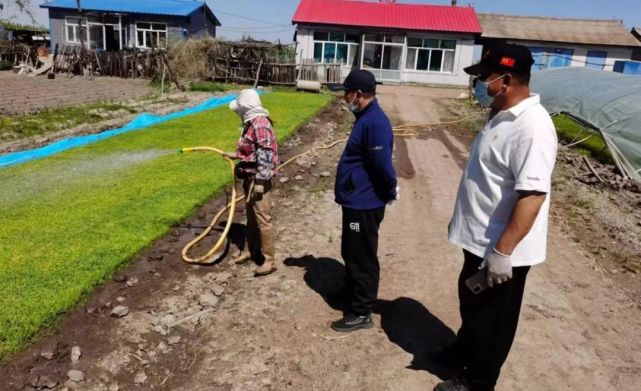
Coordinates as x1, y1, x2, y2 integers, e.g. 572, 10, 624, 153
179, 116, 476, 264
177, 140, 347, 264
179, 146, 240, 264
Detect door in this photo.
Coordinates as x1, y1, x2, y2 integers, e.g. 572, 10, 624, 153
585, 50, 607, 70
548, 48, 573, 68
105, 25, 121, 51
361, 35, 404, 81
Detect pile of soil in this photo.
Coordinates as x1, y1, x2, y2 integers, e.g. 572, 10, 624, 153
552, 147, 641, 299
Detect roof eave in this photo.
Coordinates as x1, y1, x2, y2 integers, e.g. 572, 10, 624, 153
293, 21, 481, 35
480, 35, 641, 48
188, 5, 222, 27
39, 4, 194, 18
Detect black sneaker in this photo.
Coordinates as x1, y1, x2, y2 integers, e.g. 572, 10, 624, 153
330, 314, 373, 332
433, 377, 471, 391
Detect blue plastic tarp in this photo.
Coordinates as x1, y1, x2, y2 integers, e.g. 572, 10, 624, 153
0, 92, 258, 169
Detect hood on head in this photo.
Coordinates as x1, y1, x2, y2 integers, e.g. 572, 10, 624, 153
229, 89, 262, 117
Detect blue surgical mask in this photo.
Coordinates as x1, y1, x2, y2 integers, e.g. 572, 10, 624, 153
349, 96, 360, 113
474, 74, 507, 108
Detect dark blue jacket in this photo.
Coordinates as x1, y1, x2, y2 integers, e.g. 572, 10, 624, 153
335, 99, 397, 210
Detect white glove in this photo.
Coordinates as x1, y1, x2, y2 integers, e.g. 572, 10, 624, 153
481, 249, 513, 288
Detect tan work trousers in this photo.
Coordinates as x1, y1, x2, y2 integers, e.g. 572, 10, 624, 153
242, 177, 275, 264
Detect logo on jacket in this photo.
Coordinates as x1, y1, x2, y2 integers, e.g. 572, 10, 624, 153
349, 222, 360, 233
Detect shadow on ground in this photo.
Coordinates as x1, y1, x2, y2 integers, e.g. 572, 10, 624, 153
376, 297, 459, 379
285, 254, 459, 380
284, 255, 347, 312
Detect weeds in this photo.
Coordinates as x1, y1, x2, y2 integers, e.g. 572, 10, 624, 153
189, 81, 237, 93
0, 61, 12, 71
553, 114, 612, 163
0, 102, 137, 142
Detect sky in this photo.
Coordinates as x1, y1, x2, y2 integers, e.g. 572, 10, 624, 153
1, 0, 640, 43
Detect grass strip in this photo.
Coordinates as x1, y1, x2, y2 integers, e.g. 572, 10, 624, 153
552, 114, 612, 163
0, 92, 333, 359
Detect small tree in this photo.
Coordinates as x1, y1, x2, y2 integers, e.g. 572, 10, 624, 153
1, 0, 35, 21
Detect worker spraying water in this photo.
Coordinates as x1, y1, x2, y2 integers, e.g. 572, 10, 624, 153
220, 89, 280, 277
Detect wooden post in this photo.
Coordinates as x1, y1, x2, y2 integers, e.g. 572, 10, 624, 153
161, 51, 184, 91
161, 63, 166, 94
253, 58, 263, 89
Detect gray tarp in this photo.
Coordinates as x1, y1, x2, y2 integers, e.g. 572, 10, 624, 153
531, 67, 641, 181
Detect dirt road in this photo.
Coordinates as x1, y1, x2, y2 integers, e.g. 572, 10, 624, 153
3, 88, 640, 390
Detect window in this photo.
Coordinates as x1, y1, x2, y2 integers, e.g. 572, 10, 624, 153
66, 16, 124, 50
549, 48, 573, 68
136, 22, 167, 49
586, 50, 607, 70
312, 31, 360, 66
405, 38, 457, 73
65, 17, 87, 44
88, 23, 105, 50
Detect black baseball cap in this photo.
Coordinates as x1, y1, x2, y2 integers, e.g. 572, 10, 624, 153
464, 43, 534, 77
327, 69, 377, 93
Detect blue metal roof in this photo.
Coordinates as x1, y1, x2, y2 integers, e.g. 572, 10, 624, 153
40, 0, 216, 19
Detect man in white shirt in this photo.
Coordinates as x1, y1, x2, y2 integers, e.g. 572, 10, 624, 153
434, 44, 558, 391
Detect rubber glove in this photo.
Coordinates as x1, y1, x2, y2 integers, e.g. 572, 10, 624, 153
482, 249, 513, 288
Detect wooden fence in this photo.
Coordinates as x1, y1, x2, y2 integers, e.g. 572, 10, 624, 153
52, 46, 165, 78
207, 42, 342, 86
7, 39, 344, 86
0, 41, 30, 65
207, 40, 299, 85
298, 59, 342, 84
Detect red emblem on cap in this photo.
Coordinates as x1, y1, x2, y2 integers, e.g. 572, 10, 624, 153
500, 57, 516, 67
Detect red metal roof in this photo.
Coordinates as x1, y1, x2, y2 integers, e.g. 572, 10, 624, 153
292, 0, 482, 34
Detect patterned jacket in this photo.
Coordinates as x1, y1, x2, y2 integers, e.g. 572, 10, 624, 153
236, 116, 279, 181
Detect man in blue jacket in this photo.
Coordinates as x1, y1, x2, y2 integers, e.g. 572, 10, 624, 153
331, 70, 398, 332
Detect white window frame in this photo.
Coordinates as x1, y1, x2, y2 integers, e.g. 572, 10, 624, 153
65, 16, 124, 50
87, 21, 106, 50
65, 16, 87, 44
312, 31, 360, 66
135, 22, 168, 49
405, 38, 457, 74
360, 34, 405, 72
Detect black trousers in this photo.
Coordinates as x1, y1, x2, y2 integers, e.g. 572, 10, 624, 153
455, 250, 530, 391
340, 206, 385, 316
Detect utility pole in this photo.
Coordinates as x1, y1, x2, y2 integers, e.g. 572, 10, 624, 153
76, 0, 85, 49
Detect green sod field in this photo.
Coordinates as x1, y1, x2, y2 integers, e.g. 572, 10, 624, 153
0, 92, 333, 359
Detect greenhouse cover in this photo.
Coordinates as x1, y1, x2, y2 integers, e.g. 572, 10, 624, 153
531, 67, 641, 181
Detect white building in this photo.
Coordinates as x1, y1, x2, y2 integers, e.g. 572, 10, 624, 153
292, 0, 482, 87
477, 14, 641, 72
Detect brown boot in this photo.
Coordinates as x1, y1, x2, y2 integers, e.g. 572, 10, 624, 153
251, 183, 276, 277
231, 251, 252, 265
254, 260, 277, 277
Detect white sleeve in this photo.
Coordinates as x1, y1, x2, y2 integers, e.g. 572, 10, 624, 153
511, 134, 557, 193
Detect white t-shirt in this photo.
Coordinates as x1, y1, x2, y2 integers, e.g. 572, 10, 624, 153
448, 94, 558, 267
